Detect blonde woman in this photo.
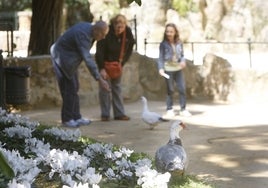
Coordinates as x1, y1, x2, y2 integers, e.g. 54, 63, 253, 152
96, 14, 135, 121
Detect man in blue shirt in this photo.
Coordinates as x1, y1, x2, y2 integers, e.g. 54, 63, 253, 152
50, 20, 110, 127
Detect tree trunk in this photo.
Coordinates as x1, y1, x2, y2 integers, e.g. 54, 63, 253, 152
28, 0, 64, 56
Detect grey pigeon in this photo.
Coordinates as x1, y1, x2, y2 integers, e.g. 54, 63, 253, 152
141, 96, 168, 130
155, 120, 188, 176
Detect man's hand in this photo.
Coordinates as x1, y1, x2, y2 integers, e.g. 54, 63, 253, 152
100, 69, 109, 80
98, 76, 110, 92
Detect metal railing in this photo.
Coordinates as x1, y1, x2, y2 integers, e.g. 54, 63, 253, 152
144, 38, 268, 68
0, 23, 14, 57
129, 15, 137, 51
0, 49, 5, 109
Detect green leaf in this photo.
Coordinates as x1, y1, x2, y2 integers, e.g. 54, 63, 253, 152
0, 151, 15, 178
126, 0, 142, 6
135, 0, 142, 6
127, 0, 134, 5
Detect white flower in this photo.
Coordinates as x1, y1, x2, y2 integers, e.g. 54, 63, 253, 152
105, 168, 116, 179
43, 127, 81, 141
83, 143, 114, 160
0, 107, 7, 116
120, 147, 133, 157
24, 138, 51, 161
0, 109, 39, 129
92, 184, 100, 188
83, 144, 100, 158
62, 182, 90, 188
135, 158, 153, 169
114, 151, 123, 158
61, 174, 76, 187
135, 165, 154, 180
75, 167, 102, 185
4, 125, 33, 138
115, 158, 132, 169
0, 147, 41, 184
103, 149, 113, 159
135, 165, 171, 188
120, 169, 133, 177
109, 146, 133, 160
8, 179, 31, 188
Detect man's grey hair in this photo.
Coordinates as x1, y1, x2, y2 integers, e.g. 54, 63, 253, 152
94, 20, 108, 31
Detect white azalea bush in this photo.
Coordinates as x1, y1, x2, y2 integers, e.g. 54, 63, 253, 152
0, 108, 171, 188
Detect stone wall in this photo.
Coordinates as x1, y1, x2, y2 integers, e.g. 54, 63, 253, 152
2, 52, 268, 109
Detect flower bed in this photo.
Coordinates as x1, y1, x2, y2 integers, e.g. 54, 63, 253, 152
0, 108, 172, 188
0, 108, 213, 188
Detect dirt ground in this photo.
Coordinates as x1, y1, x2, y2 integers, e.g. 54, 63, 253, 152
20, 99, 268, 188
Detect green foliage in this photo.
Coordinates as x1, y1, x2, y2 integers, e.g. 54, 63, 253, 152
172, 0, 196, 17
129, 151, 152, 163
0, 151, 14, 179
79, 135, 99, 144
0, 139, 15, 187
127, 0, 142, 6
65, 0, 89, 6
0, 0, 31, 11
34, 172, 62, 188
169, 174, 215, 188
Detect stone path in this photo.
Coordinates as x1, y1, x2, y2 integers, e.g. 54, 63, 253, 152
20, 99, 268, 188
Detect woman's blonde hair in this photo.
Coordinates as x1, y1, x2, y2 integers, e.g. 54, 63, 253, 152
110, 14, 127, 26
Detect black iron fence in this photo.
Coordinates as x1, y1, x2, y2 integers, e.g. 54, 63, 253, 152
0, 12, 19, 57
144, 38, 268, 68
129, 15, 137, 51
0, 49, 4, 108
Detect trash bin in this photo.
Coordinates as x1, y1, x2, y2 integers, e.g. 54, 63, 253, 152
4, 66, 31, 105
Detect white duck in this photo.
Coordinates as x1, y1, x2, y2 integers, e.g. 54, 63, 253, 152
141, 96, 168, 130
155, 120, 188, 176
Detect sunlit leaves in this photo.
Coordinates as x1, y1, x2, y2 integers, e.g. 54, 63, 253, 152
127, 0, 142, 6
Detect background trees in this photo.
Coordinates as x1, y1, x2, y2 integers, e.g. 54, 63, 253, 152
28, 0, 64, 55
0, 0, 139, 56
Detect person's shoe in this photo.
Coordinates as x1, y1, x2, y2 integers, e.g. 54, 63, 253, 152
114, 115, 130, 121
163, 109, 176, 118
101, 116, 110, 121
76, 118, 91, 126
63, 119, 79, 128
179, 110, 192, 117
